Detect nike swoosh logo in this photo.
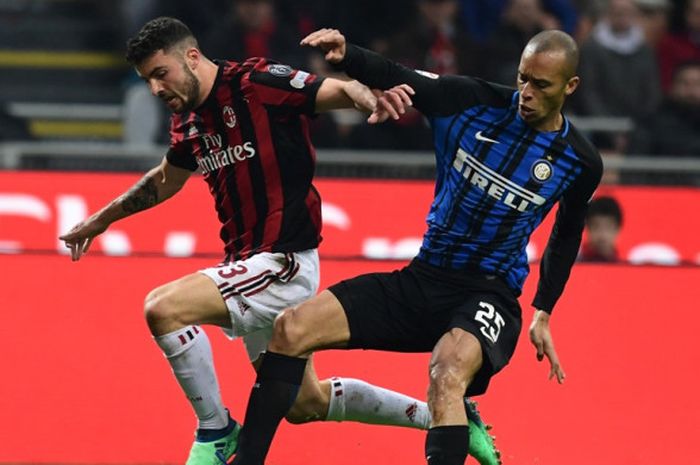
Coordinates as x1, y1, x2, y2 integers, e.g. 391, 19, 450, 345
475, 130, 500, 144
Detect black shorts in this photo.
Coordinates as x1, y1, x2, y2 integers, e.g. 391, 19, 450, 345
328, 259, 522, 395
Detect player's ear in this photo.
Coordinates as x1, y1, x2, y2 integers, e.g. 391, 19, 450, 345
185, 47, 200, 71
565, 75, 580, 96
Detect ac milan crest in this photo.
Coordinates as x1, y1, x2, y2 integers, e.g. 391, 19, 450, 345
222, 106, 237, 128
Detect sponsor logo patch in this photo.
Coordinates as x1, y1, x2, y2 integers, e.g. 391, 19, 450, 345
290, 70, 309, 89
453, 148, 546, 212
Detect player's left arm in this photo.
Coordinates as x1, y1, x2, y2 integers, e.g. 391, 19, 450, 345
530, 150, 603, 382
314, 77, 415, 124
249, 60, 412, 123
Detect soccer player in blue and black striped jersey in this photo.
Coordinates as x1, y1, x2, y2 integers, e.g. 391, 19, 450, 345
59, 17, 482, 465
232, 28, 603, 465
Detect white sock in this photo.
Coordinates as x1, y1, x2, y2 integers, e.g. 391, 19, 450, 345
325, 377, 430, 430
155, 325, 228, 430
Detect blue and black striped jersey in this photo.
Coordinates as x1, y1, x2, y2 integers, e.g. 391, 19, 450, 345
338, 45, 602, 312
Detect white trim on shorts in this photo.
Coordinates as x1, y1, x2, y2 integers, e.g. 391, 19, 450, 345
199, 248, 319, 361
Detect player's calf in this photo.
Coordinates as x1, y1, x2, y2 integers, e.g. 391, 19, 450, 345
284, 377, 329, 424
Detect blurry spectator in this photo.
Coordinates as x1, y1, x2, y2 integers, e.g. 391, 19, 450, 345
382, 0, 480, 75
657, 0, 700, 91
483, 0, 561, 85
571, 0, 603, 43
201, 0, 308, 68
576, 0, 662, 119
635, 0, 672, 47
458, 0, 579, 43
580, 196, 623, 262
628, 60, 700, 157
120, 0, 229, 39
346, 0, 477, 151
274, 0, 412, 49
120, 0, 162, 38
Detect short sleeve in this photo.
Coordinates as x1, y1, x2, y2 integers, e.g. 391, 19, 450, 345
247, 59, 324, 115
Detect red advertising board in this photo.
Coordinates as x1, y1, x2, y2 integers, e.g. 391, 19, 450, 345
1, 255, 698, 465
0, 171, 698, 264
1, 172, 699, 464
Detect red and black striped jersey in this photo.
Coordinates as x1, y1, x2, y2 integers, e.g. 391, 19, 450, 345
167, 58, 324, 261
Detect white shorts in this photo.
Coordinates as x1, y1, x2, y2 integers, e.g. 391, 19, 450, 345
199, 249, 319, 361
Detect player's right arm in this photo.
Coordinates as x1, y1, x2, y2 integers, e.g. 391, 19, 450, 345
59, 157, 192, 261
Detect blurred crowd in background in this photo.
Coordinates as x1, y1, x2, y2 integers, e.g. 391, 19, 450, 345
0, 0, 699, 164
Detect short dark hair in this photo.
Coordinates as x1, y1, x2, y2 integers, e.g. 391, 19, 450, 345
525, 30, 579, 79
586, 196, 623, 227
125, 17, 198, 65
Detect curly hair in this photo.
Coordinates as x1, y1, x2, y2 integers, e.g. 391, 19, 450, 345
125, 17, 198, 65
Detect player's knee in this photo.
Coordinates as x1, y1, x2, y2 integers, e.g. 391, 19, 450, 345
429, 361, 468, 397
143, 287, 178, 332
269, 307, 308, 356
429, 353, 480, 397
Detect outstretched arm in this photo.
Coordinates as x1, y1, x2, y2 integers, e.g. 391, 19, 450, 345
59, 157, 192, 261
302, 28, 474, 117
315, 77, 414, 124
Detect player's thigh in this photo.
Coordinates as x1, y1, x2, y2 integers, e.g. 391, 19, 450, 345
326, 268, 433, 351
205, 250, 320, 342
146, 272, 229, 327
270, 290, 351, 355
448, 293, 522, 395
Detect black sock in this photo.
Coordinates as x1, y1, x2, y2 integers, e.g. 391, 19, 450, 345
425, 425, 470, 465
231, 351, 307, 465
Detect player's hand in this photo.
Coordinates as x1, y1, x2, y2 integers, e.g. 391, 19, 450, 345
368, 84, 415, 124
58, 216, 108, 261
529, 309, 566, 383
300, 28, 347, 64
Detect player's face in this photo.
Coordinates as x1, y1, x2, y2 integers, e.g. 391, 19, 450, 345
136, 49, 201, 114
516, 50, 579, 131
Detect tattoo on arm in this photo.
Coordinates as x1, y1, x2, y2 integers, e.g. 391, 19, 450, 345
121, 176, 159, 214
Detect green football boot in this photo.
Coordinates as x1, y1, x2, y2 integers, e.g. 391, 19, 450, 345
185, 419, 241, 465
465, 399, 502, 465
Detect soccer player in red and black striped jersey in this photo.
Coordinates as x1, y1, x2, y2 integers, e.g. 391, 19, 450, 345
59, 16, 441, 465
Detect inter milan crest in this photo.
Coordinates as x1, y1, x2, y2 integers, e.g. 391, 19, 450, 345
531, 159, 553, 183
222, 106, 237, 128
